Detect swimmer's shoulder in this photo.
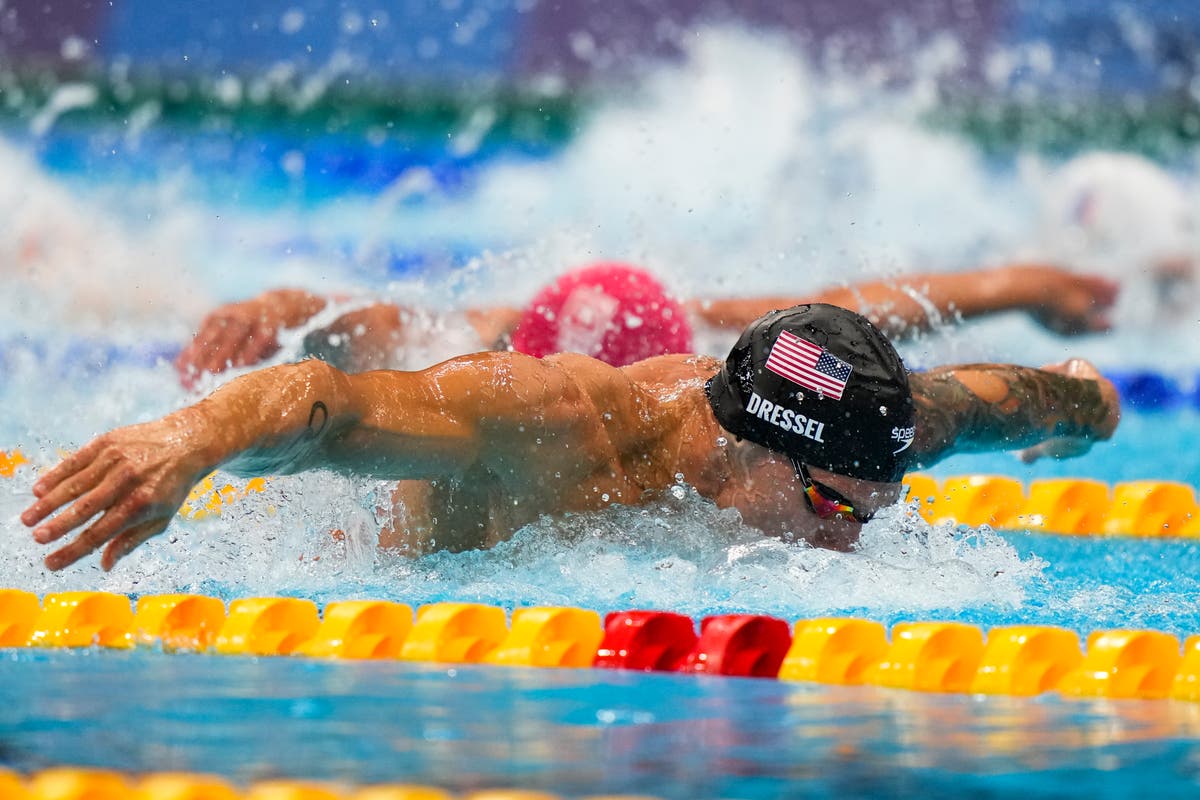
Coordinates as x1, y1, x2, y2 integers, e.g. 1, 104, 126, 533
620, 353, 722, 384
542, 351, 718, 381
541, 352, 717, 401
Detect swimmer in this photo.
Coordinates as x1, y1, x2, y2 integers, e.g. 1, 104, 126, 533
1035, 151, 1196, 318
24, 303, 1119, 570
174, 262, 1118, 385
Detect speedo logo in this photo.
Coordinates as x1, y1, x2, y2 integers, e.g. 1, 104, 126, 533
891, 425, 915, 454
745, 392, 826, 443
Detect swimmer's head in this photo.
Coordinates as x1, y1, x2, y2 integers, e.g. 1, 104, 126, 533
510, 263, 694, 366
1042, 152, 1195, 271
706, 304, 915, 483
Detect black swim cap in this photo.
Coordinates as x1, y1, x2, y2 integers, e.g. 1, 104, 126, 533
705, 304, 916, 483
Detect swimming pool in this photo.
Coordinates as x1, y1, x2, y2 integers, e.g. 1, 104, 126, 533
5, 363, 1200, 799
6, 645, 1200, 799
5, 17, 1200, 799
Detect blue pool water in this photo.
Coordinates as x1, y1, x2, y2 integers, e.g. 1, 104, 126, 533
6, 649, 1200, 799
4, 17, 1200, 798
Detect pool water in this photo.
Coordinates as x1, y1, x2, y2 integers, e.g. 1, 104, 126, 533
5, 649, 1200, 799
4, 19, 1200, 800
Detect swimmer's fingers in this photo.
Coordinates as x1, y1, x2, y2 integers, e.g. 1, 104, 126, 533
175, 334, 222, 387
100, 519, 170, 571
26, 439, 107, 503
1039, 274, 1121, 335
42, 496, 154, 571
21, 451, 121, 527
1086, 312, 1113, 334
27, 467, 137, 545
175, 316, 229, 370
230, 319, 282, 367
178, 312, 255, 381
194, 316, 254, 375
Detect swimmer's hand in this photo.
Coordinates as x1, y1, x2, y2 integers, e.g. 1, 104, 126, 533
176, 289, 326, 389
1012, 265, 1119, 335
1017, 358, 1121, 463
21, 415, 210, 571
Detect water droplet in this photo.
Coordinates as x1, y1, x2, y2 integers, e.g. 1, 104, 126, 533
674, 472, 685, 483
670, 485, 686, 500
601, 493, 610, 502
879, 405, 888, 415
716, 436, 728, 447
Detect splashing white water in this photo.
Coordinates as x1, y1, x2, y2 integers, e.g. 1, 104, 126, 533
0, 465, 1041, 618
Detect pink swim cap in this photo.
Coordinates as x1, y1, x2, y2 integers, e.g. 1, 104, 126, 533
510, 263, 694, 366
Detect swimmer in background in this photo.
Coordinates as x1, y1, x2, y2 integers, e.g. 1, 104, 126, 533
174, 262, 1119, 386
24, 303, 1119, 571
1033, 151, 1197, 320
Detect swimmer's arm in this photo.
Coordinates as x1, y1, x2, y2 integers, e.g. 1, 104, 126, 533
176, 288, 330, 386
686, 265, 1118, 338
464, 306, 524, 348
23, 358, 362, 570
23, 354, 618, 570
302, 304, 523, 373
906, 358, 1120, 467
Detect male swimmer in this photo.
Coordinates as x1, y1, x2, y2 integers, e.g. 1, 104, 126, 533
175, 262, 1118, 384
1035, 151, 1197, 319
24, 303, 1118, 570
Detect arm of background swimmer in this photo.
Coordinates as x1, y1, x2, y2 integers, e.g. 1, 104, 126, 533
300, 304, 525, 373
465, 306, 525, 348
176, 288, 331, 385
684, 265, 1117, 337
905, 360, 1120, 468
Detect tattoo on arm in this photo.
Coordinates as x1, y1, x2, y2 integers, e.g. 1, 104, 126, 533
908, 364, 1109, 466
307, 401, 329, 438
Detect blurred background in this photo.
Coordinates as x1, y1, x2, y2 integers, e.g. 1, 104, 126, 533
2, 0, 1197, 329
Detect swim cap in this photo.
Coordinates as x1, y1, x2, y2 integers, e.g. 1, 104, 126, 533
1042, 152, 1194, 265
705, 304, 915, 483
509, 263, 694, 367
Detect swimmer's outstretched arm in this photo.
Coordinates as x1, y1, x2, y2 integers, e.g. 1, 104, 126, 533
25, 353, 625, 571
176, 289, 329, 387
906, 358, 1121, 467
301, 304, 523, 373
178, 289, 525, 381
687, 264, 1119, 338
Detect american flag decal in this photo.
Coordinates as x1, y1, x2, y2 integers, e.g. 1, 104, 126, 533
764, 330, 852, 400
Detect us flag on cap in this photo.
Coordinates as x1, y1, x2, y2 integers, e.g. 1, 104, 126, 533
764, 330, 853, 400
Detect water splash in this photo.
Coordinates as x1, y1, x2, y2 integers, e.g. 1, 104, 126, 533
1, 470, 1042, 622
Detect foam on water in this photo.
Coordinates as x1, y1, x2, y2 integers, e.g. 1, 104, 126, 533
347, 28, 1034, 304
0, 462, 1040, 622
